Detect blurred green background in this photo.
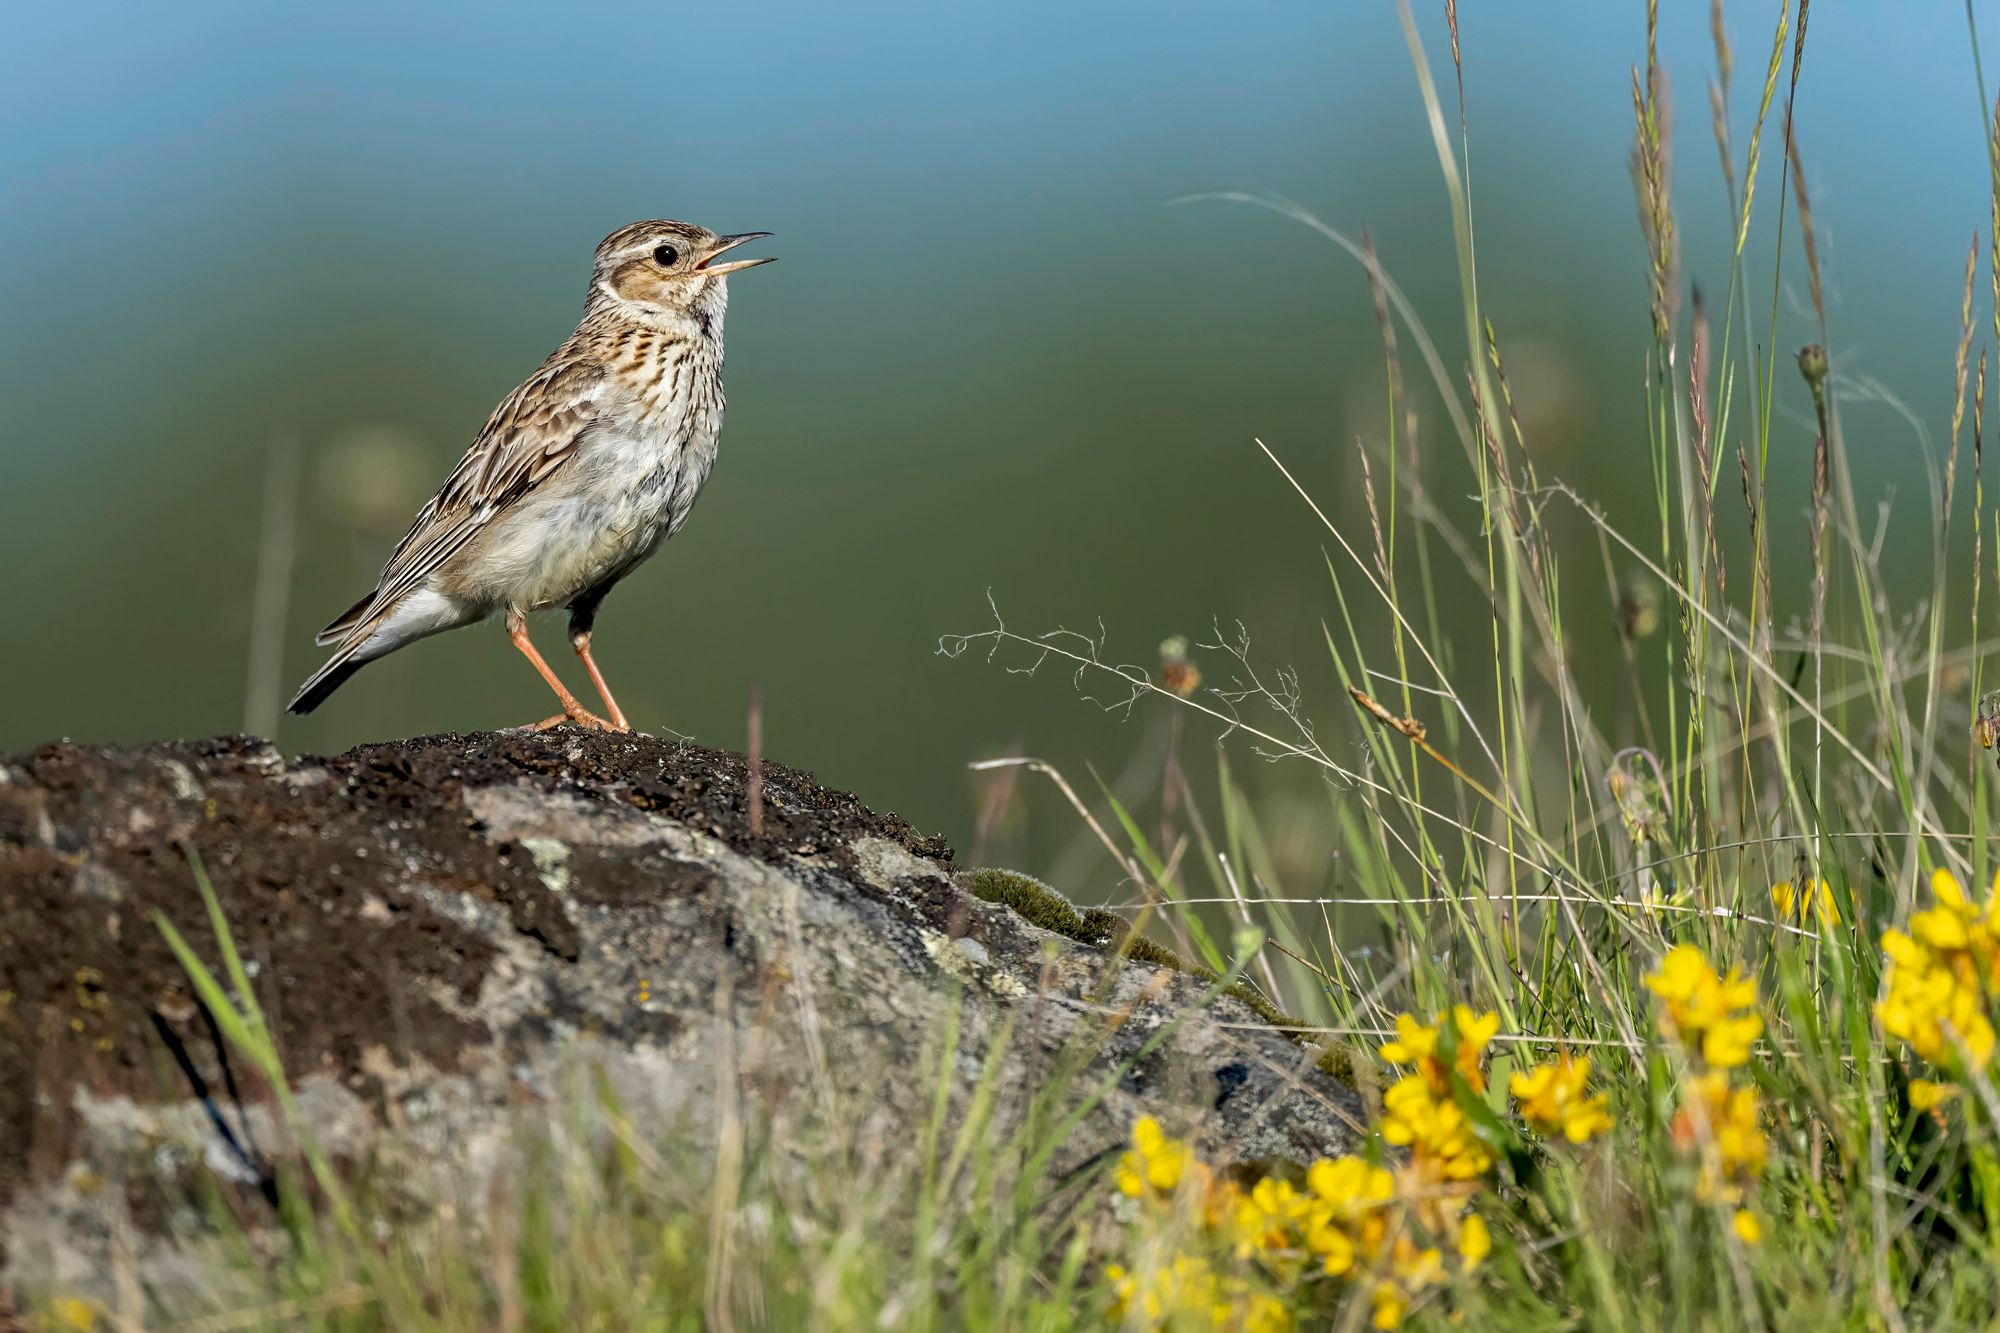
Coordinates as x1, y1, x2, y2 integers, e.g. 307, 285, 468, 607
2, 2, 1991, 884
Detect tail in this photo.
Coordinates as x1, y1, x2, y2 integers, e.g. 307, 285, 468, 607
290, 587, 460, 714
288, 585, 383, 711
314, 589, 379, 646
287, 646, 371, 715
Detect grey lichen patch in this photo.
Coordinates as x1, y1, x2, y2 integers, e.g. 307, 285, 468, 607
155, 759, 205, 805
920, 929, 977, 986
281, 765, 333, 792
413, 884, 562, 1030
519, 837, 572, 895
959, 867, 1348, 1079
850, 835, 949, 897
71, 862, 124, 904
464, 784, 685, 854
921, 928, 1027, 997
71, 1076, 375, 1178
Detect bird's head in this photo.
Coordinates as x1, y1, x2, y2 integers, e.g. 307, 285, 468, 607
588, 220, 773, 331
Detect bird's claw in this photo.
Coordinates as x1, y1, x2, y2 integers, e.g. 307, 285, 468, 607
531, 705, 624, 733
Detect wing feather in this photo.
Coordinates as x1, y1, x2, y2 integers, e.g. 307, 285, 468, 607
318, 352, 610, 643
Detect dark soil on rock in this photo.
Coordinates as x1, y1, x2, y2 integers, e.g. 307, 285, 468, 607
0, 730, 951, 1221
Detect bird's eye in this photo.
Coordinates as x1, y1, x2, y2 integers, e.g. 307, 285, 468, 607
653, 244, 680, 267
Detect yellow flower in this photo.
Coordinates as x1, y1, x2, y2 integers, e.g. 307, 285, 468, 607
1367, 1237, 1447, 1330
1449, 1006, 1501, 1087
1509, 1053, 1615, 1144
1878, 868, 2000, 1088
1643, 945, 1761, 1069
1303, 1154, 1396, 1275
1909, 1079, 1961, 1113
1701, 1013, 1763, 1070
1106, 1251, 1293, 1332
1116, 1116, 1202, 1199
1306, 1154, 1396, 1214
1771, 877, 1841, 927
1230, 1175, 1310, 1258
1380, 1075, 1493, 1181
1379, 1006, 1500, 1094
1393, 1241, 1443, 1290
44, 1299, 100, 1333
1912, 903, 1971, 951
1370, 1281, 1410, 1331
1311, 1219, 1358, 1277
1456, 1211, 1491, 1270
1239, 1292, 1293, 1333
1644, 944, 1709, 1006
1670, 1071, 1767, 1205
1731, 1209, 1762, 1245
1104, 1254, 1209, 1324
1378, 1012, 1439, 1068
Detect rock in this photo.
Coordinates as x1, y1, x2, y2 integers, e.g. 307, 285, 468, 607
0, 731, 1357, 1311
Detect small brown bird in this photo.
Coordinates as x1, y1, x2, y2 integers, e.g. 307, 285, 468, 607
289, 220, 773, 730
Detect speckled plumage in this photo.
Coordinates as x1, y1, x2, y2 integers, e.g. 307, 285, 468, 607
289, 220, 772, 729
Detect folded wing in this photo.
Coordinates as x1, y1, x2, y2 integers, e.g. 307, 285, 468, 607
315, 355, 610, 644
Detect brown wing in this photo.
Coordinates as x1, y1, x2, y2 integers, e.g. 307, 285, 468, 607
316, 353, 611, 644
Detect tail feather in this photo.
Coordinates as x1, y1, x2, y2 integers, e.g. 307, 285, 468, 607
287, 646, 370, 715
291, 587, 464, 714
314, 589, 380, 646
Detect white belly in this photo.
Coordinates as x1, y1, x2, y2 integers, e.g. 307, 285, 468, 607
468, 417, 720, 613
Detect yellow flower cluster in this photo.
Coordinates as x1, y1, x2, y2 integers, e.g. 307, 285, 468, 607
1301, 1151, 1488, 1329
1377, 1008, 1501, 1182
39, 1299, 101, 1333
1645, 946, 1768, 1244
1508, 1053, 1614, 1144
1378, 1077, 1493, 1181
1296, 1155, 1395, 1276
1642, 944, 1762, 1068
1379, 1006, 1501, 1094
1669, 1071, 1766, 1242
1117, 1114, 1206, 1201
1879, 868, 2000, 1081
1105, 1252, 1290, 1333
1108, 1116, 1490, 1330
1111, 1119, 1287, 1330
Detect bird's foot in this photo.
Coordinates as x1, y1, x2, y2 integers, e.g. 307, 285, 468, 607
530, 703, 625, 733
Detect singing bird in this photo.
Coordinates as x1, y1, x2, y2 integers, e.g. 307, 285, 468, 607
288, 221, 773, 730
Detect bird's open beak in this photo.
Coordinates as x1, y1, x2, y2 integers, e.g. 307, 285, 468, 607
695, 232, 775, 275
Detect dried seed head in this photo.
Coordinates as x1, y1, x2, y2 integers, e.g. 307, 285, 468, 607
1158, 637, 1200, 698
1977, 690, 2000, 750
